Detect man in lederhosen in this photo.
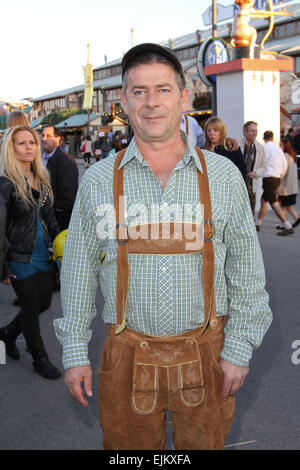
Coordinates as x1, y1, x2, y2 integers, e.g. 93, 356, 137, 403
54, 43, 272, 450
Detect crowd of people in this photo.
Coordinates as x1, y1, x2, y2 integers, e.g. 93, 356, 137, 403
184, 113, 299, 236
68, 130, 129, 168
0, 40, 299, 450
0, 106, 299, 381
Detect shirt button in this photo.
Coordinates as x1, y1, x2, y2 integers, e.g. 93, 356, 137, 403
161, 266, 167, 272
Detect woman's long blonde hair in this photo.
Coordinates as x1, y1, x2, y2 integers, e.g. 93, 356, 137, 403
0, 125, 53, 207
204, 116, 228, 151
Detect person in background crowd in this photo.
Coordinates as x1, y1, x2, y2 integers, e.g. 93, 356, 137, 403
204, 116, 246, 180
41, 126, 78, 231
93, 136, 102, 162
277, 137, 300, 230
180, 113, 206, 148
107, 129, 113, 143
292, 125, 300, 154
3, 111, 33, 306
0, 125, 61, 379
83, 135, 92, 168
68, 135, 77, 159
6, 110, 30, 128
112, 133, 123, 152
240, 121, 267, 216
108, 134, 124, 158
54, 42, 272, 450
101, 136, 111, 158
121, 134, 128, 147
0, 110, 30, 153
255, 130, 293, 236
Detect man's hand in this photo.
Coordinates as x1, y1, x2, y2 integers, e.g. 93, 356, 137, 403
64, 365, 93, 407
225, 137, 239, 152
219, 358, 249, 401
247, 171, 256, 179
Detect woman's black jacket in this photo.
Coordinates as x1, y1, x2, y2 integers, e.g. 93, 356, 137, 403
214, 145, 247, 181
0, 176, 60, 280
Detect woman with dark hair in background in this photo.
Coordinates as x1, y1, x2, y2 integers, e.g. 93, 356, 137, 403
204, 116, 246, 180
277, 137, 300, 230
0, 125, 61, 379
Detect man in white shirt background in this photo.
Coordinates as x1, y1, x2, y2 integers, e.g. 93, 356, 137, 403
180, 113, 205, 148
255, 130, 294, 236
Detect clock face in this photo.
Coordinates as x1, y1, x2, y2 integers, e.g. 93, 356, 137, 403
197, 39, 230, 86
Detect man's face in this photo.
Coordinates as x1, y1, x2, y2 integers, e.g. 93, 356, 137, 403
121, 63, 189, 144
41, 126, 60, 153
243, 124, 258, 143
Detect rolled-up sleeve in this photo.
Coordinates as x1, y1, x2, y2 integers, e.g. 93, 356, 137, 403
53, 174, 101, 369
220, 171, 272, 367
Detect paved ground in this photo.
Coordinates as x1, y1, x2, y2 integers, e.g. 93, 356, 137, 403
0, 158, 299, 450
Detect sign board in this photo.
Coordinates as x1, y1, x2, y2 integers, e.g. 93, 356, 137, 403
254, 0, 292, 8
197, 38, 230, 86
83, 64, 94, 110
202, 3, 235, 26
291, 80, 300, 106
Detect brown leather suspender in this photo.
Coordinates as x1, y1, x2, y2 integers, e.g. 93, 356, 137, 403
185, 114, 189, 136
113, 147, 217, 335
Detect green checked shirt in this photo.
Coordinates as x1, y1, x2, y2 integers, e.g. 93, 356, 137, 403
54, 134, 272, 370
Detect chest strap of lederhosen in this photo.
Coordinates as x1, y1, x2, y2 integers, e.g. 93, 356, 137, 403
185, 114, 189, 136
113, 147, 217, 335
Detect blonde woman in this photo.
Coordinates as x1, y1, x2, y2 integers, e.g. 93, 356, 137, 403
204, 116, 246, 180
0, 125, 61, 379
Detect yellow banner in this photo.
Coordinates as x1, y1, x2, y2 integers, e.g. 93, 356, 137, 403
83, 64, 93, 110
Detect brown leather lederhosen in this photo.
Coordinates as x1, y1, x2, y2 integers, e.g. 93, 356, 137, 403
98, 148, 235, 450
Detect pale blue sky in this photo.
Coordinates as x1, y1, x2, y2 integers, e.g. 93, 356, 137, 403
1, 0, 296, 101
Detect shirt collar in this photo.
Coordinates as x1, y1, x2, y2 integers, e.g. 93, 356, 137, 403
42, 146, 57, 161
117, 132, 203, 173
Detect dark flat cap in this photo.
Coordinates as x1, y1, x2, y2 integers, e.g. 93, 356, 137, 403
122, 42, 185, 85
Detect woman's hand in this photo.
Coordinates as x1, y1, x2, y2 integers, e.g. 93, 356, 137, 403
225, 137, 239, 151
